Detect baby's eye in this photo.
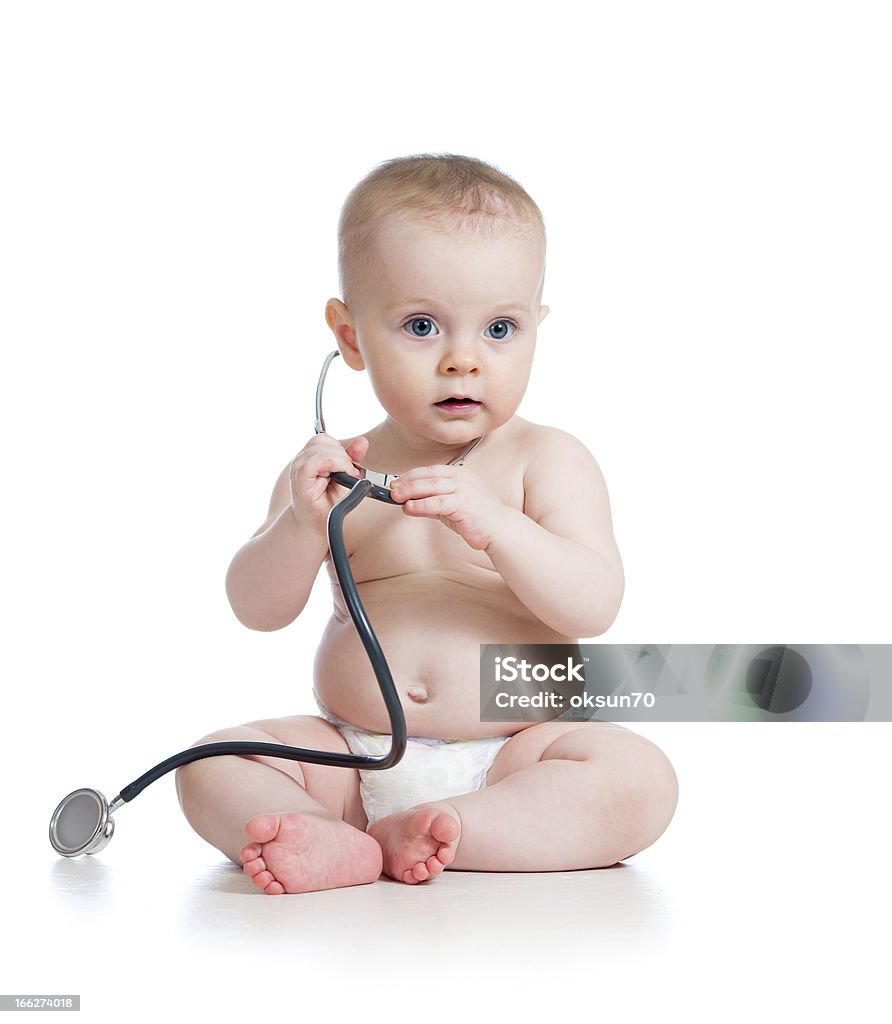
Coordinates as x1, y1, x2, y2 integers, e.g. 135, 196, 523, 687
485, 319, 517, 341
404, 317, 439, 338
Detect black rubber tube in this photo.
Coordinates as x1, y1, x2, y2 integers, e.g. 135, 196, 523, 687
118, 477, 407, 803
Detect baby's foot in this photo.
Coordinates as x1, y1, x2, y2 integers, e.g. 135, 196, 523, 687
367, 802, 461, 884
240, 812, 383, 895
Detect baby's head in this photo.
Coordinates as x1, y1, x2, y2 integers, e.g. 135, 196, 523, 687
325, 154, 550, 449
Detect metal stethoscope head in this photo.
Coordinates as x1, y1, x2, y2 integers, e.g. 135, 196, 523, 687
50, 789, 124, 858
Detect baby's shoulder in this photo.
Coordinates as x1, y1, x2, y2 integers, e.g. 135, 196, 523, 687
507, 416, 597, 469
506, 417, 611, 519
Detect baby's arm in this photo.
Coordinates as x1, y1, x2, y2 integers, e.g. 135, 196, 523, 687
390, 428, 623, 638
485, 428, 624, 638
225, 434, 367, 630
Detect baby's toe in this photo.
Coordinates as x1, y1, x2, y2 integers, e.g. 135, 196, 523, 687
426, 855, 446, 876
250, 868, 276, 890
240, 842, 262, 862
430, 812, 460, 844
436, 844, 456, 867
244, 812, 280, 845
243, 856, 267, 878
263, 879, 285, 895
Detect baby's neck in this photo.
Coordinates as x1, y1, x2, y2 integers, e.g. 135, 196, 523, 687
366, 419, 493, 470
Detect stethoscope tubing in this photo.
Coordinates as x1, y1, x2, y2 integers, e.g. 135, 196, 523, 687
115, 477, 407, 805
50, 352, 411, 855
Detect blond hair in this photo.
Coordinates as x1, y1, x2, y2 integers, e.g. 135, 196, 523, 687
337, 153, 546, 308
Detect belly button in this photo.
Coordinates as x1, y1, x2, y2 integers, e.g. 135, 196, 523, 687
407, 686, 429, 704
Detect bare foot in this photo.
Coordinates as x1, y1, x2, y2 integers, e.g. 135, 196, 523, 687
240, 812, 383, 895
367, 802, 461, 884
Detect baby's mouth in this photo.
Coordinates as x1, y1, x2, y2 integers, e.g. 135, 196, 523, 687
434, 396, 482, 410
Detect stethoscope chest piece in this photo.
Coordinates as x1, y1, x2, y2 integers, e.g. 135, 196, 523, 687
49, 788, 115, 858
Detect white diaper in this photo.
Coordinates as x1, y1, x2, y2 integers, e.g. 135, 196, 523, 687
314, 696, 510, 826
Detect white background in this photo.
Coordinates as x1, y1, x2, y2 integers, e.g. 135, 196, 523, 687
1, 1, 889, 1021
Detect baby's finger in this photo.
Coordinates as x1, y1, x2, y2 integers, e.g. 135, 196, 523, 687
324, 454, 362, 479
344, 435, 370, 459
299, 453, 359, 481
390, 475, 456, 501
399, 494, 455, 517
307, 432, 356, 460
395, 464, 454, 482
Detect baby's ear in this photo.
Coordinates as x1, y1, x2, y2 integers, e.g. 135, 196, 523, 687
538, 305, 551, 325
325, 298, 363, 368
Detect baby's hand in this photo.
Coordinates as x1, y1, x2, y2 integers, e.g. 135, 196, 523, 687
289, 434, 369, 533
389, 465, 507, 551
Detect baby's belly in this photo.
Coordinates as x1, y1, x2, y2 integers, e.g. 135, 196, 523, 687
312, 575, 575, 739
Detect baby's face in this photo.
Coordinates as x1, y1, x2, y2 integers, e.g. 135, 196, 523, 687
327, 214, 549, 449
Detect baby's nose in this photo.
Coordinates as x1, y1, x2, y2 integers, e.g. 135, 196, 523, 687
439, 346, 480, 375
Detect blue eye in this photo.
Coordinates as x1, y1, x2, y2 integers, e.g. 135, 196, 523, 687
402, 316, 518, 340
405, 317, 438, 338
485, 319, 517, 341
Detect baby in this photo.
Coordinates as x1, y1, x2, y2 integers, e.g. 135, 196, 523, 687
175, 154, 678, 894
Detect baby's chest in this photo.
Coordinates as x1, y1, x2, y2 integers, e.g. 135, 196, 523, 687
342, 462, 525, 583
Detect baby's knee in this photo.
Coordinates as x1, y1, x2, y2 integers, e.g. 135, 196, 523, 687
174, 726, 243, 806
620, 742, 679, 857
645, 745, 678, 827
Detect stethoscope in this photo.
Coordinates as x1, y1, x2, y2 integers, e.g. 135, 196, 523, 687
49, 350, 485, 858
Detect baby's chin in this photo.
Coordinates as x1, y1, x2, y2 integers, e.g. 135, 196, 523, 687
399, 407, 517, 447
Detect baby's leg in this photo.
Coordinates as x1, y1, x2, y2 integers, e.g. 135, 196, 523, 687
371, 721, 678, 881
447, 721, 678, 871
175, 714, 382, 894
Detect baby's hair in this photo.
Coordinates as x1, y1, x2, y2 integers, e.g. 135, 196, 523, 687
337, 153, 546, 308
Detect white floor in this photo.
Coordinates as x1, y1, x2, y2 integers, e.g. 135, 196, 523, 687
7, 723, 889, 1022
